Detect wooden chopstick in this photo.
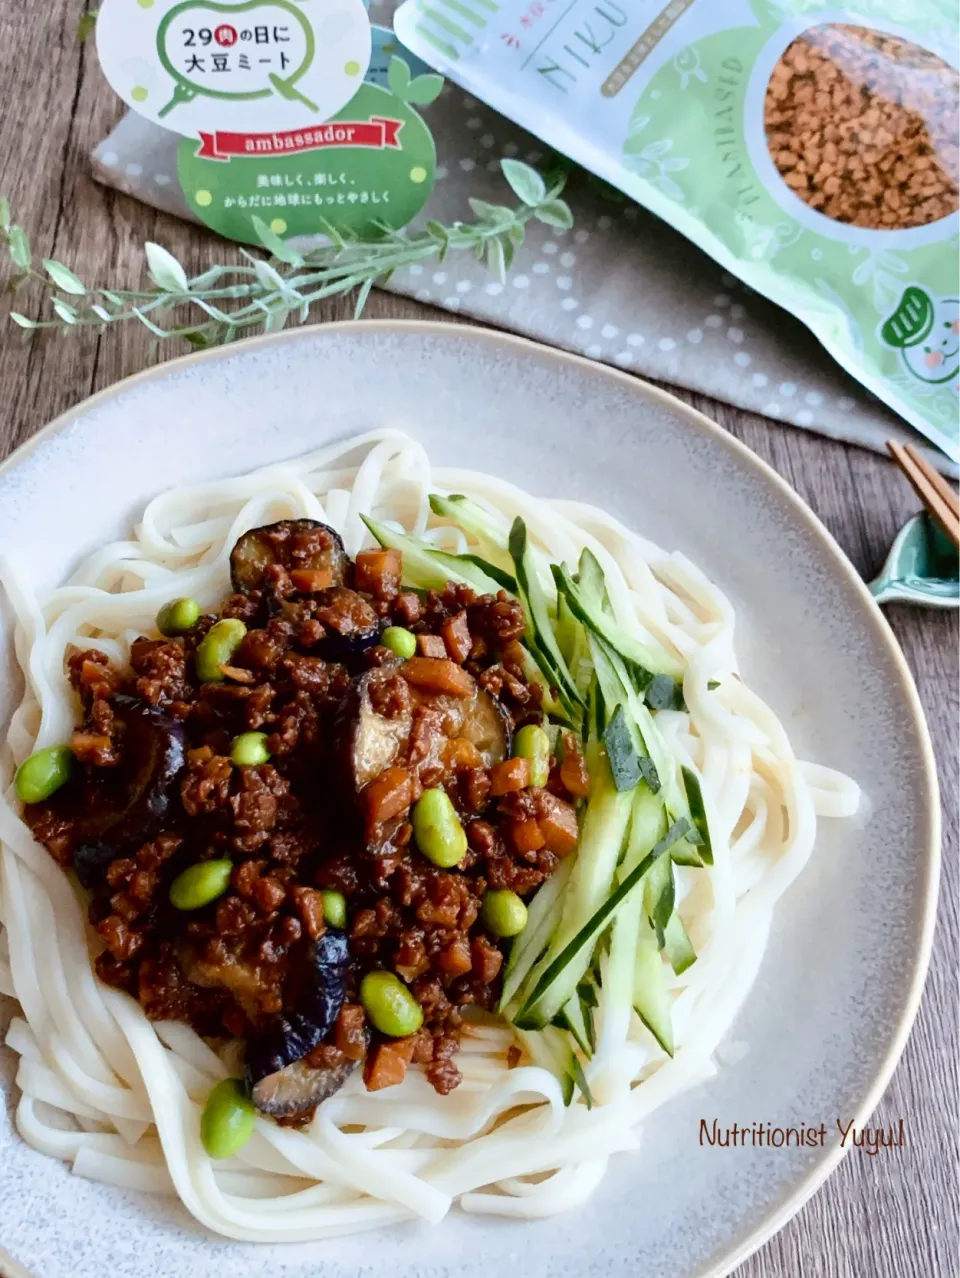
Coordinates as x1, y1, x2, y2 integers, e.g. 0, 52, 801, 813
887, 440, 960, 550
903, 444, 960, 523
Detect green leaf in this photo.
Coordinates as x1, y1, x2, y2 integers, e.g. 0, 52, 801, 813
42, 258, 86, 295
502, 236, 516, 273
250, 216, 302, 265
354, 276, 374, 318
485, 236, 505, 284
0, 198, 10, 232
51, 297, 77, 324
145, 242, 188, 292
261, 306, 289, 334
180, 330, 210, 348
508, 223, 525, 246
10, 311, 38, 328
7, 226, 31, 270
387, 55, 411, 98
533, 199, 574, 230
77, 9, 98, 43
425, 220, 449, 245
404, 73, 444, 105
253, 257, 288, 293
500, 159, 547, 207
468, 198, 513, 226
569, 1053, 593, 1109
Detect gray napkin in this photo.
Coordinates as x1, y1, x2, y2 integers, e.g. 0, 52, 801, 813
90, 44, 956, 476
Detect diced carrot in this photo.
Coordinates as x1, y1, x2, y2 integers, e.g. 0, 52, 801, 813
362, 766, 413, 831
501, 639, 527, 677
471, 935, 503, 984
80, 658, 121, 694
436, 937, 473, 978
441, 737, 484, 772
490, 757, 532, 796
441, 610, 472, 664
355, 548, 402, 601
537, 793, 579, 856
511, 817, 546, 854
559, 733, 591, 798
363, 1036, 417, 1091
401, 657, 476, 699
335, 1005, 368, 1060
417, 633, 448, 659
289, 567, 334, 593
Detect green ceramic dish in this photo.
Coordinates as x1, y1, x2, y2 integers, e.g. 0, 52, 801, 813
870, 513, 960, 609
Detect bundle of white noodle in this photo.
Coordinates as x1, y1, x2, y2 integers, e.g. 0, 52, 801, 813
0, 430, 859, 1240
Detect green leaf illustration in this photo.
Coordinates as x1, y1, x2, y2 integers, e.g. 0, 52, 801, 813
387, 56, 412, 99
404, 73, 444, 106
500, 159, 547, 208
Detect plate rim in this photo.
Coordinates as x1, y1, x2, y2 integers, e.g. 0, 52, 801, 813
0, 318, 942, 1278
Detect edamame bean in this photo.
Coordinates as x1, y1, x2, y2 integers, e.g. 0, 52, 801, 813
195, 618, 247, 682
360, 970, 423, 1038
321, 889, 347, 929
169, 859, 233, 910
156, 597, 201, 636
480, 889, 528, 939
382, 626, 417, 659
14, 746, 74, 805
514, 723, 550, 788
200, 1078, 256, 1159
230, 731, 270, 767
411, 787, 467, 868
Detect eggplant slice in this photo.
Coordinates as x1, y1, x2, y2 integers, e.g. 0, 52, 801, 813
313, 586, 382, 659
72, 695, 186, 886
459, 690, 510, 767
244, 928, 351, 1114
339, 670, 510, 796
230, 519, 349, 595
339, 668, 414, 791
249, 1054, 360, 1117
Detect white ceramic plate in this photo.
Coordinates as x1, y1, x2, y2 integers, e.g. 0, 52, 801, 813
0, 322, 939, 1278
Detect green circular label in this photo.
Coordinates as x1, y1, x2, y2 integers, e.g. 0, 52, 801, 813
178, 81, 435, 244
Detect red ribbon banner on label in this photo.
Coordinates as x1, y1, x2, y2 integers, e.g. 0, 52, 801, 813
196, 118, 404, 161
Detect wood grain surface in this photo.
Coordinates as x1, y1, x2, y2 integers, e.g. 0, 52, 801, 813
0, 7, 957, 1277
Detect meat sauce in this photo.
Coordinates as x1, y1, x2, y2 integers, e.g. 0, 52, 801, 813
25, 520, 585, 1118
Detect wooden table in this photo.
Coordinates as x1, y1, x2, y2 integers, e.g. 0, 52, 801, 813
0, 6, 957, 1276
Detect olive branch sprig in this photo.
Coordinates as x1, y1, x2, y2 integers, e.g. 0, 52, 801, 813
0, 160, 572, 350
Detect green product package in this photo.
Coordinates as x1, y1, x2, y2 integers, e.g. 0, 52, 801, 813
394, 0, 960, 462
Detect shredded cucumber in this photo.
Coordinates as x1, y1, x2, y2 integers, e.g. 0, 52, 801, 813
552, 561, 684, 684
514, 816, 690, 1029
633, 909, 674, 1056
427, 493, 514, 572
513, 749, 633, 1028
662, 911, 697, 975
499, 856, 574, 1013
361, 515, 508, 595
509, 519, 584, 712
514, 1026, 575, 1105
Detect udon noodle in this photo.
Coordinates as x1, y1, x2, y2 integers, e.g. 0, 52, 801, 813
0, 430, 859, 1240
